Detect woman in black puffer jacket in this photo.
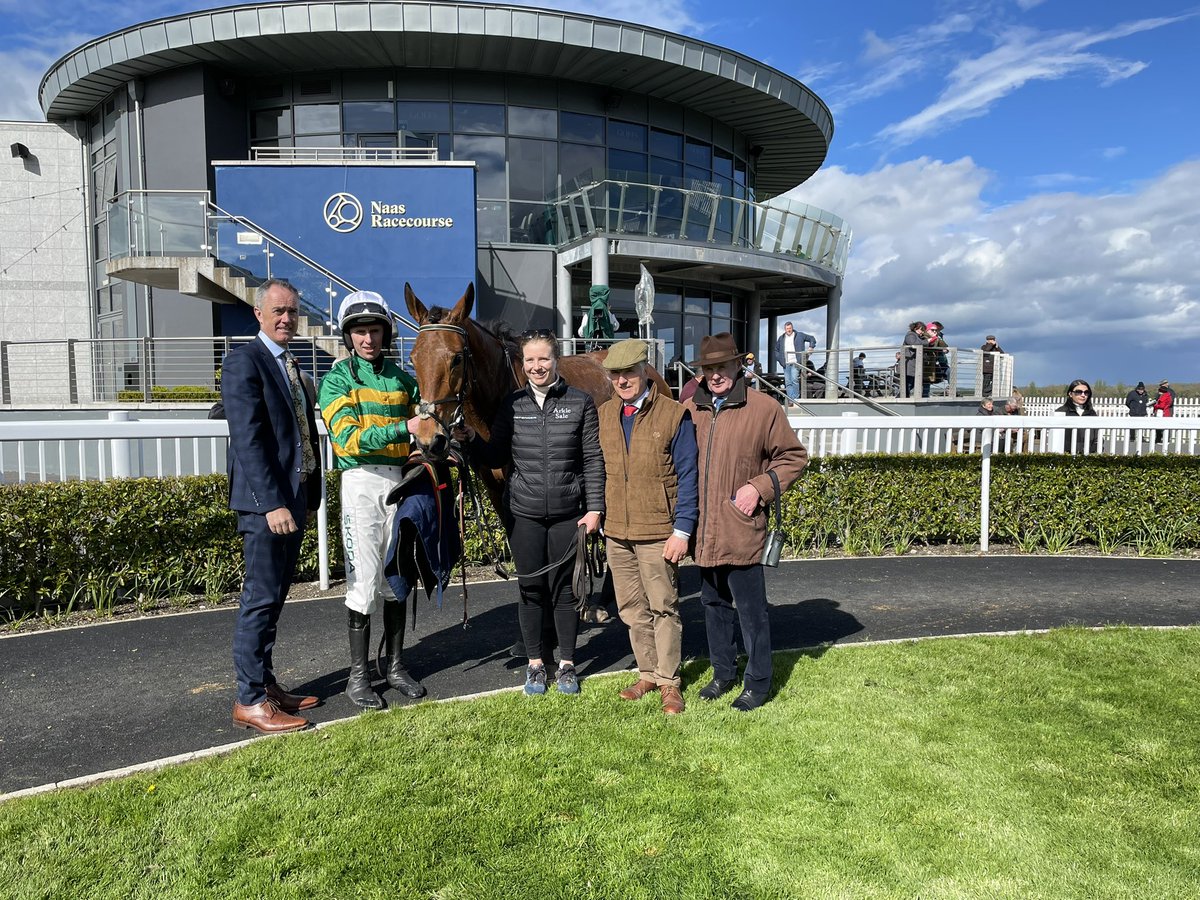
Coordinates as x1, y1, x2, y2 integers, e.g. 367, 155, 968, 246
456, 332, 604, 697
1055, 378, 1099, 454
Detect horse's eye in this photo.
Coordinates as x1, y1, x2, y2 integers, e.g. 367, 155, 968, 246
452, 352, 464, 368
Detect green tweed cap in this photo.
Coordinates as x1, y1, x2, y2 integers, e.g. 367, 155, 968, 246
603, 339, 649, 371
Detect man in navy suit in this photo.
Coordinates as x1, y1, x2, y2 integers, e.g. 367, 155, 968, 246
222, 279, 323, 734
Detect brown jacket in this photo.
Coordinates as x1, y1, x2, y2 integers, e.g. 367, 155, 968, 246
684, 375, 808, 567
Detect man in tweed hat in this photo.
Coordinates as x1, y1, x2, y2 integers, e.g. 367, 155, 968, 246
599, 339, 698, 715
683, 333, 808, 711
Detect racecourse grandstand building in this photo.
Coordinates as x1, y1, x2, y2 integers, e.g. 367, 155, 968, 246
21, 1, 850, 394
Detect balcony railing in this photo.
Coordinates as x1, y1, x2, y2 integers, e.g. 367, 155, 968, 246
548, 174, 852, 276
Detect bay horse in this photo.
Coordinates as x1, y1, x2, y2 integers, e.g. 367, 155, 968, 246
403, 281, 668, 517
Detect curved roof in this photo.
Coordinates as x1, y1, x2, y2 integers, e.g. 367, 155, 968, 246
40, 1, 833, 195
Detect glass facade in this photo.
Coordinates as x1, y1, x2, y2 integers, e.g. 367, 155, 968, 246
246, 71, 757, 248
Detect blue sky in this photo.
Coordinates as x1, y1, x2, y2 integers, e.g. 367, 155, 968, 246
2, 0, 1197, 386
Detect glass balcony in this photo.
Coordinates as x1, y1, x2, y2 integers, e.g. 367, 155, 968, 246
547, 172, 852, 276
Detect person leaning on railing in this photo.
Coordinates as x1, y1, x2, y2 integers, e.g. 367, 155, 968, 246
1056, 380, 1099, 454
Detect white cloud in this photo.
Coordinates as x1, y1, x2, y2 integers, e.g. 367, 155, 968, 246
878, 14, 1194, 147
1101, 146, 1127, 160
781, 156, 1200, 385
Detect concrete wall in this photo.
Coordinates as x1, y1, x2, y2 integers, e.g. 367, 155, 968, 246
0, 122, 90, 351
141, 66, 219, 343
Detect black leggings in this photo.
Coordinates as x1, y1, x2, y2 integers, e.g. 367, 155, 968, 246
509, 514, 580, 662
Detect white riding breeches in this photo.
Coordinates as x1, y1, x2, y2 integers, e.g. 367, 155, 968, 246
340, 465, 406, 615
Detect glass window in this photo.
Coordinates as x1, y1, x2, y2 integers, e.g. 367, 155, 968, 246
397, 101, 450, 133
609, 120, 646, 152
685, 138, 711, 169
561, 143, 605, 190
649, 128, 682, 159
293, 104, 340, 134
509, 106, 556, 139
713, 149, 733, 178
253, 108, 291, 139
734, 158, 747, 187
454, 102, 504, 134
294, 134, 342, 148
509, 138, 558, 201
656, 287, 682, 312
561, 112, 604, 144
608, 149, 646, 181
650, 156, 683, 186
454, 134, 505, 197
343, 101, 395, 133
343, 70, 393, 100
476, 200, 508, 242
712, 300, 731, 318
509, 201, 553, 244
684, 314, 708, 363
685, 293, 707, 314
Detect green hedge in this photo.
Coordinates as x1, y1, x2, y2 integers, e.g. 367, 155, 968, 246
0, 473, 340, 618
2, 455, 1197, 618
116, 386, 221, 402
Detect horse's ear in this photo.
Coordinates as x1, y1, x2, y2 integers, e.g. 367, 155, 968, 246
404, 283, 427, 323
450, 282, 475, 322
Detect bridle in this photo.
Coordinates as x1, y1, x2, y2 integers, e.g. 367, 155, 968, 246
414, 322, 471, 434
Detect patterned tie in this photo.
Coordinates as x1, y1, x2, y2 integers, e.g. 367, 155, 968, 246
622, 404, 637, 418
284, 352, 317, 477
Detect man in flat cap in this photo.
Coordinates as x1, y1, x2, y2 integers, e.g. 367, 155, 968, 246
600, 339, 698, 715
683, 333, 808, 711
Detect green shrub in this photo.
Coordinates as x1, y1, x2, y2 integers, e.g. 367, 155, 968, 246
0, 472, 340, 617
116, 385, 221, 402
2, 455, 1197, 618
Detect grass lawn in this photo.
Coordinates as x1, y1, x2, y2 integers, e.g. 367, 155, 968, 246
2, 627, 1198, 899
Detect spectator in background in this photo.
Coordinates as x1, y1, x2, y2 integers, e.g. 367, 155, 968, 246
902, 322, 926, 399
980, 335, 1004, 397
923, 322, 949, 397
775, 322, 816, 401
976, 399, 995, 416
742, 352, 763, 388
1153, 378, 1175, 445
851, 353, 866, 392
1056, 379, 1099, 454
1125, 381, 1149, 444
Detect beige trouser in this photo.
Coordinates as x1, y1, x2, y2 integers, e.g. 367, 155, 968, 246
607, 536, 682, 688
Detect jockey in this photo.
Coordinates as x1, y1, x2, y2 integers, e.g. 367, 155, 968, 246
318, 291, 426, 709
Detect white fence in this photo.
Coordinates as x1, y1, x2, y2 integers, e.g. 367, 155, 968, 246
791, 413, 1200, 457
0, 416, 334, 590
1024, 396, 1197, 417
2, 415, 1198, 582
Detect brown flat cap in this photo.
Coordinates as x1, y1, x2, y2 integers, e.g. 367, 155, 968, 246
602, 338, 648, 371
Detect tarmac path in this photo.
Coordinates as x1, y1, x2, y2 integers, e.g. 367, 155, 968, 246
2, 556, 1197, 796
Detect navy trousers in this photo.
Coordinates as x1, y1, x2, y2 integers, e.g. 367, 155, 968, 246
700, 564, 772, 694
233, 511, 304, 705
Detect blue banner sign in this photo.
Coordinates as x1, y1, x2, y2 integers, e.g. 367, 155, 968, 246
214, 163, 477, 328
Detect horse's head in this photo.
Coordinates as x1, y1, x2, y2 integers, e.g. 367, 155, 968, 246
406, 281, 477, 461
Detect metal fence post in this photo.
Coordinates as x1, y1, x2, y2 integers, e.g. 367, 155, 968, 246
140, 336, 152, 401
0, 341, 9, 405
67, 338, 79, 404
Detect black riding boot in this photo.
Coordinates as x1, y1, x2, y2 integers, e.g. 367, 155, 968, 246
383, 601, 426, 699
346, 609, 384, 710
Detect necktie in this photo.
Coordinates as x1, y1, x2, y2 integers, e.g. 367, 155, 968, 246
622, 404, 637, 418
284, 352, 318, 477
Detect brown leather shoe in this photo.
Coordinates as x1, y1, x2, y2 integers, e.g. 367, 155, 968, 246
661, 685, 685, 715
233, 700, 310, 734
618, 679, 659, 701
265, 683, 320, 712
